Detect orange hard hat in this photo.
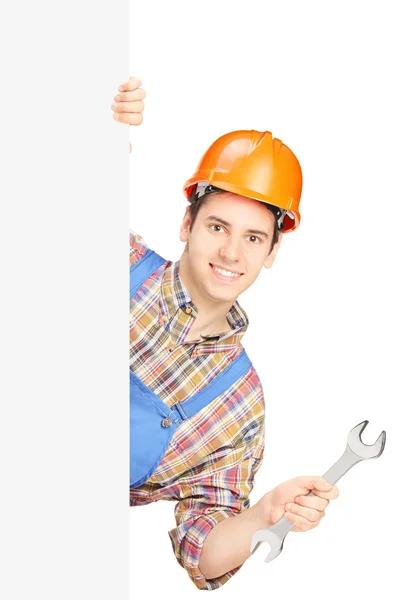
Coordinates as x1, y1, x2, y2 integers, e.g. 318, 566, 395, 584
183, 130, 303, 233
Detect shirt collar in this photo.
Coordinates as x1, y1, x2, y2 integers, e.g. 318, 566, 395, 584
159, 260, 194, 321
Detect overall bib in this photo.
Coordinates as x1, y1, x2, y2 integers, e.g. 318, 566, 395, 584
130, 250, 252, 489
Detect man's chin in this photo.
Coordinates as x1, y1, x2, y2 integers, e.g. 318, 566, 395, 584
205, 285, 241, 305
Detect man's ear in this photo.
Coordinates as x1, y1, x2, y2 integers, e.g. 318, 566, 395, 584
179, 206, 192, 242
263, 233, 282, 269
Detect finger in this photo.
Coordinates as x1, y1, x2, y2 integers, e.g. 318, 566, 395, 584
284, 510, 325, 533
113, 112, 143, 126
114, 89, 146, 103
294, 495, 329, 512
118, 77, 142, 92
285, 502, 322, 524
112, 100, 144, 114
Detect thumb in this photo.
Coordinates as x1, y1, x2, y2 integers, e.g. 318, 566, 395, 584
309, 476, 333, 492
293, 476, 333, 494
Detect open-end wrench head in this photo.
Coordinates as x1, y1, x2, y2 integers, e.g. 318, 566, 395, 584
347, 420, 386, 459
251, 530, 283, 563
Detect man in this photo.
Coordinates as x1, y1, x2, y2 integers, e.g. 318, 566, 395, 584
114, 77, 339, 591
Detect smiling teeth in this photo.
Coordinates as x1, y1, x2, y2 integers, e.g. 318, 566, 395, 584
213, 265, 241, 278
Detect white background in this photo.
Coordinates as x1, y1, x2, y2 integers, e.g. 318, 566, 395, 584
129, 1, 399, 597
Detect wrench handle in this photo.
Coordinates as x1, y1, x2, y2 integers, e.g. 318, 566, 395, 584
322, 445, 362, 485
308, 445, 362, 498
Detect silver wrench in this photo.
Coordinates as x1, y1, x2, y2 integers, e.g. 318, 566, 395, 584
250, 420, 386, 563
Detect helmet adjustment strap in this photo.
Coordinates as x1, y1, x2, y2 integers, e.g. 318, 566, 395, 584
190, 182, 222, 202
191, 182, 294, 231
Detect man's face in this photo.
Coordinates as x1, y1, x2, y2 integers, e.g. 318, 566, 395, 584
179, 192, 281, 305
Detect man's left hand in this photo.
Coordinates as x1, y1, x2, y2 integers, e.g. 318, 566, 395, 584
257, 476, 339, 533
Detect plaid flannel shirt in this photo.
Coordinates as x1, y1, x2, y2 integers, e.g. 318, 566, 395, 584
130, 232, 265, 591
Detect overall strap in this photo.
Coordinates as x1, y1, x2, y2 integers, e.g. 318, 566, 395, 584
174, 350, 252, 421
130, 249, 167, 298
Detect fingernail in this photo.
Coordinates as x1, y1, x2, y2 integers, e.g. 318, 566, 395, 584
285, 503, 291, 511
118, 85, 124, 91
111, 103, 117, 110
115, 95, 121, 101
113, 113, 119, 120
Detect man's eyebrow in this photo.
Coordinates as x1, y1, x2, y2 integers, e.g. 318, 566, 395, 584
246, 228, 269, 238
205, 215, 269, 238
205, 215, 231, 227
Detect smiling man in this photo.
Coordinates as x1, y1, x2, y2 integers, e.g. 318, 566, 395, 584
177, 191, 280, 343
117, 77, 339, 591
181, 192, 279, 319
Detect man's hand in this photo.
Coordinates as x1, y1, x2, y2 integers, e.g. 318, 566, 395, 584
197, 476, 338, 580
256, 476, 339, 533
111, 76, 145, 126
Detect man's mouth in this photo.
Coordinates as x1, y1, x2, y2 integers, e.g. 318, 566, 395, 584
209, 263, 243, 281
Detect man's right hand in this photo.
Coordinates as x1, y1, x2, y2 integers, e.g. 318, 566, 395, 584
111, 76, 145, 126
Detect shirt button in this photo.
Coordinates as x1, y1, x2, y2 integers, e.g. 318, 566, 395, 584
161, 315, 167, 323
185, 306, 192, 314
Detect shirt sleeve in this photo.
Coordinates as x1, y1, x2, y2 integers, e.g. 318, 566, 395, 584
129, 230, 148, 267
168, 418, 265, 591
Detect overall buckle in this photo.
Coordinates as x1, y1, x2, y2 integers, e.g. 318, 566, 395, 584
161, 402, 188, 428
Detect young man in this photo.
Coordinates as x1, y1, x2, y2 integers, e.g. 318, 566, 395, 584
115, 77, 339, 591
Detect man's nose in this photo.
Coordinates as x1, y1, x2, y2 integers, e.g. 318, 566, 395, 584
219, 237, 242, 262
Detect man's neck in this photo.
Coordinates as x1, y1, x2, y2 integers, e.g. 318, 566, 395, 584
178, 254, 235, 339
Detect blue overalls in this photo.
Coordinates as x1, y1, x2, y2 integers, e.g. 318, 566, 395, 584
130, 249, 252, 489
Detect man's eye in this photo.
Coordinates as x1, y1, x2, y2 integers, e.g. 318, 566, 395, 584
248, 235, 261, 243
210, 224, 223, 232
